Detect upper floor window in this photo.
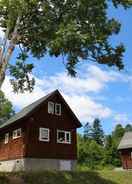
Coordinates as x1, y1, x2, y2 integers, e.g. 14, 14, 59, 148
4, 133, 9, 144
13, 128, 22, 139
39, 128, 50, 142
48, 102, 54, 114
48, 102, 61, 115
55, 104, 61, 115
57, 130, 71, 144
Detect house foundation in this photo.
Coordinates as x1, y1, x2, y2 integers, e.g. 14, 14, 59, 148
0, 158, 77, 172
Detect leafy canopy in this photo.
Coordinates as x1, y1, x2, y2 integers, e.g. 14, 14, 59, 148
78, 122, 132, 168
0, 90, 14, 123
0, 0, 132, 92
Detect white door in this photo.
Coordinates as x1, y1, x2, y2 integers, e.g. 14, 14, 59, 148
60, 160, 72, 171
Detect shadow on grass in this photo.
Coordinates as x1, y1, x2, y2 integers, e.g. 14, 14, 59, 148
21, 171, 118, 184
0, 174, 9, 184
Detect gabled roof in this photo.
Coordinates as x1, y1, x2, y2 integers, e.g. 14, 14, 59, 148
0, 90, 81, 130
118, 132, 132, 150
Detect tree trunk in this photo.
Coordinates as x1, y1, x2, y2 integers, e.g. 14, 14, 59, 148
0, 17, 20, 89
0, 46, 15, 88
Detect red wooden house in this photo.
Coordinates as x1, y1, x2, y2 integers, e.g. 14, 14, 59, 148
118, 132, 132, 169
0, 90, 81, 172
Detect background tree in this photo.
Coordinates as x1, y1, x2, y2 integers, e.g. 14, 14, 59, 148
77, 134, 104, 169
77, 122, 130, 169
112, 124, 125, 145
91, 118, 104, 145
125, 124, 132, 132
77, 134, 90, 164
83, 122, 92, 141
104, 134, 121, 167
0, 0, 132, 92
0, 90, 14, 123
104, 135, 113, 165
103, 123, 129, 167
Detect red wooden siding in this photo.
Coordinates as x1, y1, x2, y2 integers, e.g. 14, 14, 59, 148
0, 92, 79, 161
25, 94, 77, 159
120, 149, 132, 169
0, 123, 25, 161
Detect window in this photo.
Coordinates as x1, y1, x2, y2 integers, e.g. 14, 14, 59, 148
48, 102, 54, 114
4, 133, 9, 144
13, 128, 22, 139
48, 102, 62, 115
55, 104, 61, 115
57, 130, 71, 144
39, 128, 50, 142
131, 152, 132, 160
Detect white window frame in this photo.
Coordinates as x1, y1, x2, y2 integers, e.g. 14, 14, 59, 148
131, 152, 132, 159
48, 101, 54, 114
39, 128, 50, 142
4, 133, 9, 144
57, 130, 71, 144
12, 128, 22, 139
55, 103, 61, 115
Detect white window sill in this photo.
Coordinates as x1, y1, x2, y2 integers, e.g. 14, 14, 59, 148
12, 136, 21, 139
57, 141, 71, 144
39, 138, 49, 142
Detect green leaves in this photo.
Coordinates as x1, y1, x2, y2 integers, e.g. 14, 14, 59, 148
0, 0, 132, 92
112, 0, 132, 8
0, 90, 14, 123
8, 52, 35, 93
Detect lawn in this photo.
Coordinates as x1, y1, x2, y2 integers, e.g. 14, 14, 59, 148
0, 170, 132, 184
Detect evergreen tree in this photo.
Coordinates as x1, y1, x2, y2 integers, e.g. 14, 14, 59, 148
86, 140, 104, 169
91, 118, 104, 145
104, 135, 113, 165
83, 122, 92, 141
78, 122, 124, 168
105, 135, 113, 149
0, 90, 14, 123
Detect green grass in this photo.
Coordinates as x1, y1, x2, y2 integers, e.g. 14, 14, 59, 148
99, 171, 132, 184
0, 170, 132, 184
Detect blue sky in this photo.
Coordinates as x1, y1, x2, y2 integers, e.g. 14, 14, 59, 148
1, 5, 132, 134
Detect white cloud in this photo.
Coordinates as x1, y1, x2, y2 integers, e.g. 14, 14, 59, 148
2, 76, 46, 108
64, 94, 112, 123
2, 64, 114, 123
6, 63, 132, 125
114, 113, 132, 126
87, 65, 115, 82
38, 65, 117, 95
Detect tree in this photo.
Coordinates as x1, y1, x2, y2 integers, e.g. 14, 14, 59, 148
0, 90, 14, 123
125, 124, 132, 132
112, 124, 125, 145
104, 134, 121, 166
77, 134, 104, 169
91, 118, 104, 145
108, 124, 125, 166
78, 122, 125, 168
105, 135, 113, 149
77, 133, 89, 164
83, 122, 92, 140
104, 135, 113, 165
0, 0, 132, 92
86, 140, 104, 169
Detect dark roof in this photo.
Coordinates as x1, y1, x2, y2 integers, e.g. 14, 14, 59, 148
118, 132, 132, 150
0, 90, 81, 130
